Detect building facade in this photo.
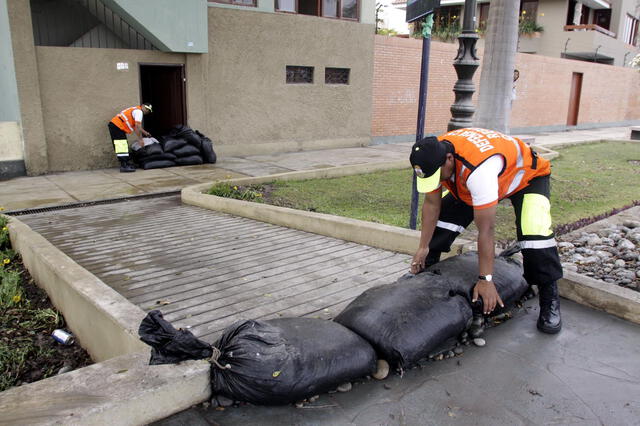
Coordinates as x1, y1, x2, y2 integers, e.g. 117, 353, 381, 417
379, 0, 640, 67
1, 0, 376, 178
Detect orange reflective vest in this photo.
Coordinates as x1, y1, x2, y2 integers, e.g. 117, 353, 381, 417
438, 128, 551, 206
110, 106, 143, 134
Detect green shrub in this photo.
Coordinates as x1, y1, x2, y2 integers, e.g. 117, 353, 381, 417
0, 216, 9, 250
208, 183, 265, 202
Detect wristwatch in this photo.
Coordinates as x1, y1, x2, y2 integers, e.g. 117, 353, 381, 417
478, 274, 493, 282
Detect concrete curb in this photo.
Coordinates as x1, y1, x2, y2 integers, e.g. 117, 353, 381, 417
0, 352, 210, 426
6, 216, 148, 362
181, 163, 474, 256
559, 271, 640, 325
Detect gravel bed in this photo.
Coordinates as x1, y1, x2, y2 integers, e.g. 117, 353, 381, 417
558, 220, 640, 292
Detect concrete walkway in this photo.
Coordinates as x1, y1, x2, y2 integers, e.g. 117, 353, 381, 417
0, 126, 633, 212
156, 298, 640, 426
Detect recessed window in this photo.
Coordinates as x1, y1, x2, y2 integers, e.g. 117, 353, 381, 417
325, 68, 350, 85
286, 66, 314, 84
276, 0, 359, 21
211, 0, 257, 6
623, 14, 639, 46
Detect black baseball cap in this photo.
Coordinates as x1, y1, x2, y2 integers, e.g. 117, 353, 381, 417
409, 136, 448, 193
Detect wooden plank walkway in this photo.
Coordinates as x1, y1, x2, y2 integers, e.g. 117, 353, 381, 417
19, 196, 410, 343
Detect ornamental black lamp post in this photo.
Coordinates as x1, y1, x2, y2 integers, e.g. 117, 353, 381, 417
406, 0, 440, 230
447, 0, 480, 131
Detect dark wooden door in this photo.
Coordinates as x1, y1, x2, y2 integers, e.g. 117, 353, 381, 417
139, 64, 187, 136
567, 72, 583, 126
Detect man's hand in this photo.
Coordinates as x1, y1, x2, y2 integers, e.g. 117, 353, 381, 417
139, 139, 145, 148
142, 130, 151, 137
411, 247, 429, 274
472, 280, 504, 314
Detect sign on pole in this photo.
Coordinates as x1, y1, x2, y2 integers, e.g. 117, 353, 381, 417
406, 0, 440, 23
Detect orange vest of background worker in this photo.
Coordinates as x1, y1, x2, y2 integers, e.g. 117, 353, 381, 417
409, 128, 563, 335
107, 103, 152, 173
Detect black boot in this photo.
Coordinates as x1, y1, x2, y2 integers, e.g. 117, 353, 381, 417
537, 281, 562, 334
119, 158, 135, 173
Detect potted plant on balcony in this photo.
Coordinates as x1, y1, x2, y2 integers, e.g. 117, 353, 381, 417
519, 10, 544, 38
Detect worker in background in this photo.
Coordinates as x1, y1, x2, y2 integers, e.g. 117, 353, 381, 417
108, 103, 152, 172
409, 128, 562, 334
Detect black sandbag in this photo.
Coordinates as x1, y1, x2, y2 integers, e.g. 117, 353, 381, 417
167, 124, 192, 138
139, 310, 213, 365
199, 134, 217, 164
162, 137, 187, 153
138, 153, 177, 165
142, 160, 176, 170
140, 143, 163, 157
175, 155, 203, 166
131, 143, 164, 165
211, 317, 377, 405
172, 144, 201, 157
425, 251, 529, 307
334, 277, 472, 369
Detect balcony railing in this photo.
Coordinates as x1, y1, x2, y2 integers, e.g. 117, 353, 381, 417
564, 24, 616, 38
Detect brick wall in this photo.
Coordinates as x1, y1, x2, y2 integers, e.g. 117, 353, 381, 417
372, 35, 640, 138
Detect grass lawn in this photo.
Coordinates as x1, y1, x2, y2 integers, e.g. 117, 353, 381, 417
209, 141, 640, 242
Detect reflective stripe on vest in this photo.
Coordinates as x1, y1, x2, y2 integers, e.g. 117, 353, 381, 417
438, 128, 551, 205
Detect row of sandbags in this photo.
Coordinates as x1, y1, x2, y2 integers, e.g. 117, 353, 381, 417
131, 125, 217, 170
138, 252, 529, 405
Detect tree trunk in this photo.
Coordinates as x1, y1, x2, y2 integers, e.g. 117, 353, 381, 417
473, 0, 519, 133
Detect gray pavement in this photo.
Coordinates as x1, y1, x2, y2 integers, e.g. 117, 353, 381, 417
2, 125, 639, 425
1, 126, 633, 212
156, 298, 640, 426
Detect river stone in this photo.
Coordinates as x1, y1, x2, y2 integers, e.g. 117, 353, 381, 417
454, 346, 464, 355
473, 338, 486, 347
337, 382, 353, 392
570, 254, 585, 263
562, 262, 578, 272
558, 242, 575, 250
216, 395, 234, 407
581, 256, 599, 264
622, 252, 639, 261
595, 250, 613, 259
614, 259, 626, 268
586, 235, 602, 246
372, 359, 390, 380
601, 237, 615, 246
618, 239, 636, 250
617, 270, 637, 280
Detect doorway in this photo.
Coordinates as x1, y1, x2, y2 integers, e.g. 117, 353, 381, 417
139, 64, 186, 136
567, 72, 583, 126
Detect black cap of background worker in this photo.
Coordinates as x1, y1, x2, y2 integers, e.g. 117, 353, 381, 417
409, 136, 448, 193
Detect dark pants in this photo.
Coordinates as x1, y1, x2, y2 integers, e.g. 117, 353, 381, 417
108, 122, 130, 161
428, 175, 563, 286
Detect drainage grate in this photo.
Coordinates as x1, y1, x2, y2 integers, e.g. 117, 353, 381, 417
4, 191, 180, 216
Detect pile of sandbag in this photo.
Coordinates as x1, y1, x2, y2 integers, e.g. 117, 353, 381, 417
131, 125, 217, 170
138, 252, 529, 405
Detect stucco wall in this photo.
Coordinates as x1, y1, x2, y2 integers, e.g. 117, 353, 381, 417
372, 35, 640, 139
35, 47, 185, 172
203, 7, 375, 155
7, 0, 48, 175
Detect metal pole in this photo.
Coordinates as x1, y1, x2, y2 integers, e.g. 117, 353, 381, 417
409, 14, 434, 230
447, 0, 480, 131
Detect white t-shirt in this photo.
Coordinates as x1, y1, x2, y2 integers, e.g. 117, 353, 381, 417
466, 154, 504, 208
436, 155, 503, 208
131, 108, 143, 123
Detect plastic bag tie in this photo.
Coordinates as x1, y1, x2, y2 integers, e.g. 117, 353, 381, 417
209, 346, 231, 370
